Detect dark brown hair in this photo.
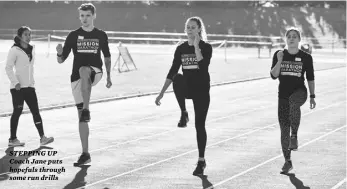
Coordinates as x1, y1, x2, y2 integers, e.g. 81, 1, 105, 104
78, 3, 96, 15
14, 26, 31, 45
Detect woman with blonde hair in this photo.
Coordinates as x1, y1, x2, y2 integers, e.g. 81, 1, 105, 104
155, 16, 212, 176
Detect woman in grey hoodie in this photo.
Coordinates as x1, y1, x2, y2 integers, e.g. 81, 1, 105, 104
5, 26, 54, 147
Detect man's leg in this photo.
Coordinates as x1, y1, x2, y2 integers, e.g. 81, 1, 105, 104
73, 66, 101, 166
74, 103, 91, 166
71, 80, 91, 166
79, 66, 93, 122
77, 103, 89, 153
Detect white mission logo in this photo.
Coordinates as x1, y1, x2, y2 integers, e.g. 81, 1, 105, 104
280, 61, 303, 77
181, 54, 199, 70
77, 39, 99, 54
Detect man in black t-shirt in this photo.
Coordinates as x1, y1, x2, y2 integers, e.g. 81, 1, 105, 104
56, 3, 112, 167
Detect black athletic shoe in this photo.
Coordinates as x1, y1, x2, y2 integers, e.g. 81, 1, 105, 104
193, 160, 206, 176
73, 152, 91, 167
80, 109, 90, 122
289, 136, 298, 151
178, 111, 189, 128
280, 160, 293, 174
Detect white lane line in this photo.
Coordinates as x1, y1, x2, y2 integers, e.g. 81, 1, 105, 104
0, 86, 280, 150
331, 178, 347, 189
0, 87, 344, 177
207, 125, 346, 189
0, 99, 275, 177
77, 101, 345, 188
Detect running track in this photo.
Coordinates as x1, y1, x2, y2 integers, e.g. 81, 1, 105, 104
0, 67, 345, 189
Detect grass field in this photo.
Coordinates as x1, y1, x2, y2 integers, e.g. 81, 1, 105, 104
0, 40, 345, 115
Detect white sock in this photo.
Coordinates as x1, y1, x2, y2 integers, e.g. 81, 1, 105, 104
198, 157, 205, 162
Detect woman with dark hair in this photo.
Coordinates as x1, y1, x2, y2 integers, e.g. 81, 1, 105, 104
5, 26, 54, 147
155, 16, 212, 176
270, 27, 316, 174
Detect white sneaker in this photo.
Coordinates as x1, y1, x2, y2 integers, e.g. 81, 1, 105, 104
40, 136, 54, 146
8, 138, 25, 147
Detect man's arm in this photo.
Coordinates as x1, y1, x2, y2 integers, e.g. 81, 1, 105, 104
104, 57, 111, 77
56, 32, 73, 64
101, 31, 112, 77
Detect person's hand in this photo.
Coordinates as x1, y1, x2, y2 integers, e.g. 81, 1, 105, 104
15, 83, 21, 91
310, 98, 316, 109
56, 44, 63, 55
194, 32, 201, 48
155, 93, 164, 106
277, 50, 284, 62
106, 76, 112, 88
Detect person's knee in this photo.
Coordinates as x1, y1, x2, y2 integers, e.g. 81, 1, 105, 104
79, 66, 91, 78
76, 103, 83, 111
32, 112, 42, 121
195, 119, 207, 132
13, 105, 23, 115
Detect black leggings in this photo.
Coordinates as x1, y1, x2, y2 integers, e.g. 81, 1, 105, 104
278, 88, 307, 160
10, 87, 44, 140
173, 74, 210, 158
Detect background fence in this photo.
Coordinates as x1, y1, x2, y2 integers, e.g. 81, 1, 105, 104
0, 28, 345, 60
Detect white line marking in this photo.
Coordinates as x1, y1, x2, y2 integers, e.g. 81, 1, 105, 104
0, 80, 343, 150
76, 101, 345, 188
0, 88, 343, 177
0, 112, 173, 150
0, 87, 278, 150
331, 178, 347, 189
0, 99, 274, 177
207, 125, 347, 189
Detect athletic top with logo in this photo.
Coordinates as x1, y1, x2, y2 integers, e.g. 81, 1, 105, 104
271, 49, 315, 99
61, 27, 111, 82
167, 40, 213, 95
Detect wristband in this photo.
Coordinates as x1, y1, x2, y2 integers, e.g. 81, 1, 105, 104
310, 94, 315, 98
57, 53, 63, 57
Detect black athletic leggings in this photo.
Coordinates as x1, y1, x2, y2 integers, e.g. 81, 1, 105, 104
10, 87, 44, 140
173, 74, 210, 158
278, 88, 307, 160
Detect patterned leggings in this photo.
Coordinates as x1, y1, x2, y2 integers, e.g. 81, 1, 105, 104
278, 88, 307, 160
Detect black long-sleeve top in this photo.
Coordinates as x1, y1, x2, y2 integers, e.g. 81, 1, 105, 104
271, 49, 315, 99
167, 40, 212, 96
61, 27, 111, 82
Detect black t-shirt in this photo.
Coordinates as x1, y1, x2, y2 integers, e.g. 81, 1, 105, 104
167, 40, 212, 95
271, 49, 315, 99
61, 27, 111, 82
